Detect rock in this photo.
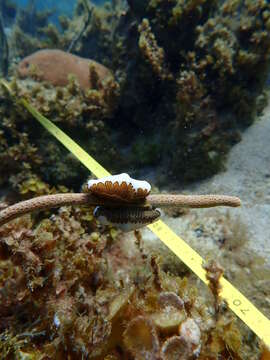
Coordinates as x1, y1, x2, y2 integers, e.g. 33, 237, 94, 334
17, 49, 113, 91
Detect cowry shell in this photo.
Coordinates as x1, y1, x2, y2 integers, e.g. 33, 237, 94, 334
87, 173, 151, 203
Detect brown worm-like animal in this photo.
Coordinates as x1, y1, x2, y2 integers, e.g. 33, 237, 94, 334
94, 206, 161, 224
0, 193, 241, 227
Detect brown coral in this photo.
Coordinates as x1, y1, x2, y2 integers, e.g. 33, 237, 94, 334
17, 49, 115, 92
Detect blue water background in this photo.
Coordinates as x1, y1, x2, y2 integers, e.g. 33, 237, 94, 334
9, 0, 270, 84
11, 0, 105, 23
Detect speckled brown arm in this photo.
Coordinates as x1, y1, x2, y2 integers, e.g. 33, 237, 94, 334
146, 194, 241, 208
0, 193, 241, 227
0, 193, 96, 227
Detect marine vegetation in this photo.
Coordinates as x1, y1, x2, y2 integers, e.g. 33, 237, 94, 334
0, 172, 268, 358
0, 202, 266, 359
112, 0, 270, 181
1, 0, 270, 186
0, 1, 269, 358
0, 74, 120, 191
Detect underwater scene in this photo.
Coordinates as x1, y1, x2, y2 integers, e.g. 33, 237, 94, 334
0, 0, 270, 358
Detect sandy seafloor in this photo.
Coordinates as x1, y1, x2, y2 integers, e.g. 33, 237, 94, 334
113, 92, 270, 346
118, 95, 270, 323
140, 94, 270, 267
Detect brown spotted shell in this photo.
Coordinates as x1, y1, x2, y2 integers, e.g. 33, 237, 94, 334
87, 173, 151, 203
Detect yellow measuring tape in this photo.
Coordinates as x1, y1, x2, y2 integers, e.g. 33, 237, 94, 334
1, 79, 270, 346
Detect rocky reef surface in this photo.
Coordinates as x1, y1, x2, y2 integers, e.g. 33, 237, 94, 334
1, 0, 270, 183
0, 0, 270, 358
0, 203, 267, 359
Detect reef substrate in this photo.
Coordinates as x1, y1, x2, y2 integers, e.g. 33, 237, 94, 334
2, 0, 270, 183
